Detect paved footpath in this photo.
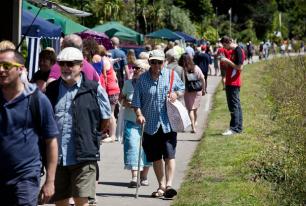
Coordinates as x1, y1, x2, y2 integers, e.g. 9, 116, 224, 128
95, 75, 221, 206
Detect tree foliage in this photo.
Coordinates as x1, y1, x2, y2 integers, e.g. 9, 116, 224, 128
168, 6, 197, 36
53, 0, 305, 41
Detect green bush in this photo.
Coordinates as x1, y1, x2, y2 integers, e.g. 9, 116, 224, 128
251, 56, 306, 205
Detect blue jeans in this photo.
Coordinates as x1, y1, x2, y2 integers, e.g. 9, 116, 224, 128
225, 86, 243, 133
1, 175, 40, 206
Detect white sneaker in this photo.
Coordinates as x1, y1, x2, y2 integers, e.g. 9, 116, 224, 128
222, 129, 236, 136
140, 179, 149, 186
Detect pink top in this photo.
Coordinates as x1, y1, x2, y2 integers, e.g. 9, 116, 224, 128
100, 66, 120, 95
49, 59, 99, 82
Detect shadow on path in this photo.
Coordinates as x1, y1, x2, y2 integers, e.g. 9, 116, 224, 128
98, 181, 129, 187
96, 193, 152, 199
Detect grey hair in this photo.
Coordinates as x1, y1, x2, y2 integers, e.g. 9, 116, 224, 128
62, 34, 83, 50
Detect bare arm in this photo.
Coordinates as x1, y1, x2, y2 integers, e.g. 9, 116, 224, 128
101, 119, 110, 132
134, 108, 145, 124
39, 138, 58, 204
124, 65, 130, 80
221, 57, 243, 71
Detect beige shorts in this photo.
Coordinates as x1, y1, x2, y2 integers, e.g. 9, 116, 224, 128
52, 161, 96, 202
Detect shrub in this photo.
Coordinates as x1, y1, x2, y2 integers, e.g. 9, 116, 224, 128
251, 56, 306, 205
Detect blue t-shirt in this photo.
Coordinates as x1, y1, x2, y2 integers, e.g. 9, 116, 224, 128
0, 84, 59, 184
111, 48, 127, 71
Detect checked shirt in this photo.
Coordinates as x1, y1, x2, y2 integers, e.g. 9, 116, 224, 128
132, 68, 184, 135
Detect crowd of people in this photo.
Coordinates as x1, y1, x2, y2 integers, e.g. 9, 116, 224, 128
0, 35, 245, 206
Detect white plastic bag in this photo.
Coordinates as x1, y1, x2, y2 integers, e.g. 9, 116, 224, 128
115, 103, 125, 143
166, 99, 191, 132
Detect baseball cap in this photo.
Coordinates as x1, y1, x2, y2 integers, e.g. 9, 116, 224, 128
149, 50, 165, 61
57, 47, 83, 62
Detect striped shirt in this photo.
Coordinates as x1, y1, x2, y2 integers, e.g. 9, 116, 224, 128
132, 68, 185, 135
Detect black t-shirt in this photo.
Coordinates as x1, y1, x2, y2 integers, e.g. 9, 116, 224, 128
232, 46, 244, 65
31, 70, 50, 82
193, 52, 210, 75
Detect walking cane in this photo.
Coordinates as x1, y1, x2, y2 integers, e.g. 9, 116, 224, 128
135, 123, 145, 198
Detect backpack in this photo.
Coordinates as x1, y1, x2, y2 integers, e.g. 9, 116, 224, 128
29, 88, 47, 176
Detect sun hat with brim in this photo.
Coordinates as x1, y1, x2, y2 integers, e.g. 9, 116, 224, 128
149, 49, 165, 61
57, 47, 83, 62
134, 59, 150, 70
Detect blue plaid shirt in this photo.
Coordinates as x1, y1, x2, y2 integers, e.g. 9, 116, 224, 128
132, 68, 185, 135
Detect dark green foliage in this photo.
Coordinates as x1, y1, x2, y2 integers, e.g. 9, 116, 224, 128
52, 0, 304, 40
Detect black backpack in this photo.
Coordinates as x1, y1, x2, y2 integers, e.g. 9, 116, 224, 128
29, 88, 47, 176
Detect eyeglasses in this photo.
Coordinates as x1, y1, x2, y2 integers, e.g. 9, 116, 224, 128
0, 62, 23, 71
58, 61, 82, 67
133, 66, 141, 70
149, 60, 163, 65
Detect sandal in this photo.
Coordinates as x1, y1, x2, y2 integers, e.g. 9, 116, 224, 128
151, 188, 165, 198
164, 186, 177, 198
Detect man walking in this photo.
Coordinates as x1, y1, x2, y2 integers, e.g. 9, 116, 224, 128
110, 37, 129, 88
45, 47, 111, 206
132, 50, 185, 198
193, 46, 210, 93
220, 36, 245, 136
0, 49, 59, 205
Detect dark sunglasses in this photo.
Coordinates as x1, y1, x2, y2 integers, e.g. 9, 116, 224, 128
0, 62, 23, 71
149, 60, 163, 65
58, 61, 82, 67
133, 66, 142, 70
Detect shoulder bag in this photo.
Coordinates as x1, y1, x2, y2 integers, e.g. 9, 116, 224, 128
166, 69, 191, 132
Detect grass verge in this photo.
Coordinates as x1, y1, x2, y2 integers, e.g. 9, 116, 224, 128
172, 61, 277, 206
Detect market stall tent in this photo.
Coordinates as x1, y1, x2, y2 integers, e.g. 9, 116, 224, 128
146, 28, 183, 41
175, 31, 197, 43
92, 21, 143, 45
76, 29, 113, 50
23, 0, 88, 35
22, 9, 62, 38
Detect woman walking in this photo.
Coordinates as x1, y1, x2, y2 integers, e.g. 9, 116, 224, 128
121, 60, 151, 187
179, 53, 205, 133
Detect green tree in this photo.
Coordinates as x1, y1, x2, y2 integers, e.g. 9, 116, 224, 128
169, 6, 196, 36
249, 0, 278, 39
203, 26, 218, 44
238, 20, 258, 43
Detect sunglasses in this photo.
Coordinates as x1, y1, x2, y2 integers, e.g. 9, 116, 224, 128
133, 66, 142, 70
58, 61, 82, 67
149, 60, 163, 65
0, 62, 23, 71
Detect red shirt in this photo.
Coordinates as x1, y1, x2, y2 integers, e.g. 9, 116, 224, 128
225, 46, 244, 87
217, 47, 230, 69
99, 66, 120, 95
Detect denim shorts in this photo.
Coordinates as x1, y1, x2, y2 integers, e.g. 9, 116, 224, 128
142, 127, 177, 162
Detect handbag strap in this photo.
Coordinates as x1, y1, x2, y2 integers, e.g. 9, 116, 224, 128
169, 69, 175, 93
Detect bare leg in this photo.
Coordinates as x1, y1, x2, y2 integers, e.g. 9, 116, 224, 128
141, 166, 150, 179
74, 197, 89, 206
189, 110, 196, 133
194, 109, 198, 129
108, 105, 116, 141
153, 160, 165, 189
55, 198, 69, 206
131, 170, 137, 179
165, 158, 175, 187
222, 77, 226, 90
